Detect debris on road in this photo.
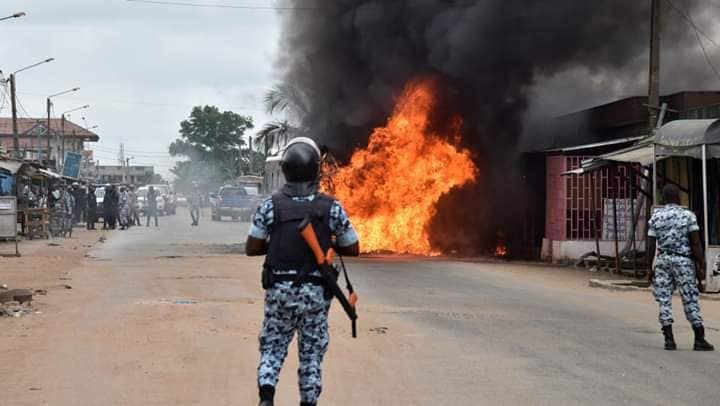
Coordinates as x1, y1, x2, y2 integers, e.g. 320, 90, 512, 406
0, 288, 33, 304
0, 287, 36, 318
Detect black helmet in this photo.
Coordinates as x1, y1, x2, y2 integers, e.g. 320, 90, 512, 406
281, 137, 321, 182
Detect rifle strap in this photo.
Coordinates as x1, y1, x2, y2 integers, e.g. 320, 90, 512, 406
338, 254, 354, 292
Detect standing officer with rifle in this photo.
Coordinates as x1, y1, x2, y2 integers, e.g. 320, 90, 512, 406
648, 184, 714, 351
246, 137, 360, 406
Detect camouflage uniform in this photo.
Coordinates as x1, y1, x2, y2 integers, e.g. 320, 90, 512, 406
63, 191, 75, 235
249, 194, 358, 405
648, 204, 703, 327
49, 190, 65, 237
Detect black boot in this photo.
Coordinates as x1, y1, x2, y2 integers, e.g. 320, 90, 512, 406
662, 325, 677, 351
259, 385, 275, 406
693, 325, 715, 351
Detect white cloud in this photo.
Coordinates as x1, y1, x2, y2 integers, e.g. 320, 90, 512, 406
1, 0, 281, 178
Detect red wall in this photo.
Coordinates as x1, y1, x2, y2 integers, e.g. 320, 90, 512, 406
545, 155, 566, 241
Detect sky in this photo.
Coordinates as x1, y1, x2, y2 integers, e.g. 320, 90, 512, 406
0, 0, 281, 178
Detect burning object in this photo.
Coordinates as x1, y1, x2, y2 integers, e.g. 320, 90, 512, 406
330, 79, 477, 255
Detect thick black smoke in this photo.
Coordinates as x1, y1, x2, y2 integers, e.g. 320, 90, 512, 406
275, 0, 709, 254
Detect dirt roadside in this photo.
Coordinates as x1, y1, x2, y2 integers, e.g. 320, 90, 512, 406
2, 233, 720, 405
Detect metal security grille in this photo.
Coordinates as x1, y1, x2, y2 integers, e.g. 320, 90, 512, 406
565, 157, 638, 241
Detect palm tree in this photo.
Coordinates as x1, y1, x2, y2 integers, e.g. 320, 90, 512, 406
254, 84, 310, 156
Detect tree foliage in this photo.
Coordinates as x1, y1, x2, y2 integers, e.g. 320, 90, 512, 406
169, 106, 256, 189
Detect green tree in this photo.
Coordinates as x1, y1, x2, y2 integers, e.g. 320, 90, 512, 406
169, 106, 254, 186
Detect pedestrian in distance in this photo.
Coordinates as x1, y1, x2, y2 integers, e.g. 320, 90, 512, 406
110, 184, 120, 229
189, 182, 201, 226
246, 137, 360, 406
648, 184, 714, 351
130, 186, 141, 226
49, 185, 64, 237
70, 182, 82, 226
119, 186, 131, 230
87, 186, 97, 230
102, 184, 112, 230
146, 185, 159, 227
62, 185, 75, 238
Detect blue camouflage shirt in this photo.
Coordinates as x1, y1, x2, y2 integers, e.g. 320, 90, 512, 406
249, 194, 359, 249
648, 204, 700, 258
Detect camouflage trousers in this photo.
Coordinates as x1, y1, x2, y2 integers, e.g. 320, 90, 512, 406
652, 255, 703, 327
258, 281, 330, 404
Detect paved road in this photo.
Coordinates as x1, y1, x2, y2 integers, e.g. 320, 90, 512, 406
4, 208, 720, 405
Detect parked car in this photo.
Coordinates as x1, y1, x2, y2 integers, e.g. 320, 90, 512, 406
176, 194, 188, 208
210, 185, 260, 221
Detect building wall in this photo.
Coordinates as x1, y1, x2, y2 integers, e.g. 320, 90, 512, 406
544, 154, 643, 261
0, 135, 86, 165
545, 155, 566, 241
97, 165, 155, 185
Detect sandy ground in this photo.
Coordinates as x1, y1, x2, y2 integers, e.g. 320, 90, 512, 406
1, 211, 720, 405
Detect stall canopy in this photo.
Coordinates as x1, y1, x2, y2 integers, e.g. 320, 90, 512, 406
655, 119, 720, 159
566, 119, 720, 174
0, 159, 24, 175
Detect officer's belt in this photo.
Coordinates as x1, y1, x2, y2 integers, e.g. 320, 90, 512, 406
658, 249, 694, 259
270, 273, 326, 287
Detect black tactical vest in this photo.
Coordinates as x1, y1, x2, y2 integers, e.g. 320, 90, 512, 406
264, 192, 334, 271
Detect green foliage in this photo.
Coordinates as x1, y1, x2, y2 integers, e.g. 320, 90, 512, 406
169, 105, 257, 189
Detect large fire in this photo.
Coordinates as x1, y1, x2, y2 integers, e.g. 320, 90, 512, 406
329, 79, 477, 254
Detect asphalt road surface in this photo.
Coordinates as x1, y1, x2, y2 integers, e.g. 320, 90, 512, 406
2, 207, 720, 405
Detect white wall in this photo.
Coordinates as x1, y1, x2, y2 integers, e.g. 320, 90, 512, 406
542, 238, 646, 262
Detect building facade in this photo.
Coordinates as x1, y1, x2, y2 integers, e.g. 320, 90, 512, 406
541, 91, 720, 261
0, 118, 99, 169
96, 165, 156, 185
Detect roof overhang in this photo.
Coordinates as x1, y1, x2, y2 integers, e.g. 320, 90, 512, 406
0, 159, 24, 174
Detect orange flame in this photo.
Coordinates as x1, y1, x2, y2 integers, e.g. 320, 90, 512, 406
330, 79, 477, 254
495, 243, 509, 258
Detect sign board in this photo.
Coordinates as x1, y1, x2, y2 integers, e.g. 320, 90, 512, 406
0, 196, 19, 256
82, 150, 94, 161
63, 152, 82, 178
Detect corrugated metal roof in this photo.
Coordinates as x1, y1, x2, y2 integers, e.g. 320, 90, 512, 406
0, 118, 99, 141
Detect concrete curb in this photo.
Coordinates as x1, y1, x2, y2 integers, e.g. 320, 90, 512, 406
589, 279, 720, 301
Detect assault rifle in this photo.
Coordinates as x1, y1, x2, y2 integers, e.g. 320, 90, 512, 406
298, 216, 358, 338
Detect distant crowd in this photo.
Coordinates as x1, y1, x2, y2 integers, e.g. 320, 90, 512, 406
22, 182, 164, 238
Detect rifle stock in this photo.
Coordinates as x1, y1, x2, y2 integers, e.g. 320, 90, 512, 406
298, 216, 358, 338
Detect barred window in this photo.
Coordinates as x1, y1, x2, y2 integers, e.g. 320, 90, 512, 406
565, 157, 639, 241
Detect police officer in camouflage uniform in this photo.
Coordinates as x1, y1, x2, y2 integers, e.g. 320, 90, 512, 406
648, 184, 714, 351
246, 137, 360, 406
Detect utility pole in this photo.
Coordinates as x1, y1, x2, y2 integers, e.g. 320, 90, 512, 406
61, 114, 66, 170
10, 74, 19, 159
648, 0, 661, 133
648, 0, 661, 204
46, 98, 52, 165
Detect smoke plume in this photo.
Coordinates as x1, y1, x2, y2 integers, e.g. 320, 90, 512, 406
275, 0, 712, 254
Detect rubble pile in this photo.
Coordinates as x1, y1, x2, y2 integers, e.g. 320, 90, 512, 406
0, 286, 36, 318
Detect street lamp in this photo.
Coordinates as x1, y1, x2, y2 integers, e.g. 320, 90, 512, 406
0, 12, 26, 22
46, 87, 80, 166
60, 105, 90, 169
4, 57, 55, 159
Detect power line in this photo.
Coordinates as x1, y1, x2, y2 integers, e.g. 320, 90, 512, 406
664, 0, 720, 48
672, 0, 720, 83
16, 91, 265, 112
125, 0, 324, 11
